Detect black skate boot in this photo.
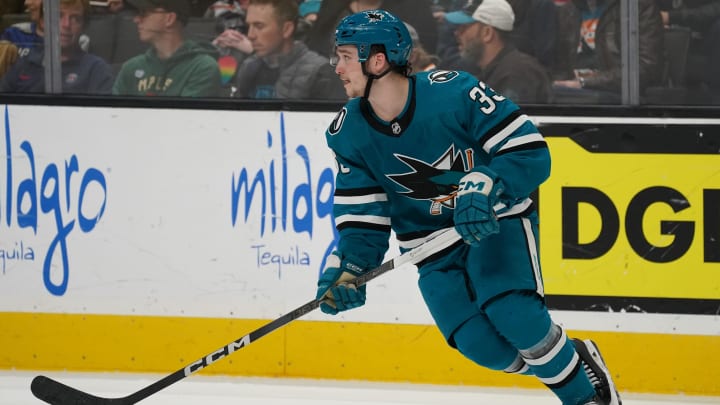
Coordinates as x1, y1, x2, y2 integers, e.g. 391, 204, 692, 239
582, 395, 602, 405
573, 338, 622, 405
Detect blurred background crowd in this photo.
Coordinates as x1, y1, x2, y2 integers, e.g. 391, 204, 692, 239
0, 0, 717, 105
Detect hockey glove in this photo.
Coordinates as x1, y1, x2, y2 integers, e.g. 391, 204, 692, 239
316, 252, 368, 315
453, 168, 505, 246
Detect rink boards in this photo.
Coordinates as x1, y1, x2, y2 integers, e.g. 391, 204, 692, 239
0, 105, 718, 396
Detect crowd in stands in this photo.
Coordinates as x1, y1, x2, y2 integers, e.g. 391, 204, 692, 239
0, 0, 717, 104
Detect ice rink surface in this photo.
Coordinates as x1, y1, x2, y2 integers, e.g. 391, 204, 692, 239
2, 370, 718, 405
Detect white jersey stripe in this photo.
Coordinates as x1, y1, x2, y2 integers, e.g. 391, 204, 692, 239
398, 227, 456, 250
495, 198, 533, 218
334, 193, 388, 204
521, 216, 544, 296
335, 214, 391, 226
482, 114, 530, 153
497, 132, 545, 152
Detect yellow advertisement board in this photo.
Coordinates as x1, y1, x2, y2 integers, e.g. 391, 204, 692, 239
539, 137, 720, 300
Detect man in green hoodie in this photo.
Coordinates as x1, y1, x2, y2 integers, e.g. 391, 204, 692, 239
113, 0, 221, 97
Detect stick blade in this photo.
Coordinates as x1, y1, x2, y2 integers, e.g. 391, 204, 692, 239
31, 375, 129, 405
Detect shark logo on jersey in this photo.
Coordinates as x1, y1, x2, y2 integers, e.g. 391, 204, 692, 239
428, 70, 459, 85
328, 107, 347, 135
387, 145, 472, 215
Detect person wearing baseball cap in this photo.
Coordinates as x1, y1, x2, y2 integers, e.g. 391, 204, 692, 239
444, 0, 552, 104
445, 0, 515, 31
113, 0, 222, 96
125, 0, 192, 25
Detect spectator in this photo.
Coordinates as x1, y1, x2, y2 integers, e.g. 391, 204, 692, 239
1, 0, 43, 59
305, 0, 439, 57
209, 0, 251, 89
232, 0, 345, 100
113, 0, 222, 96
436, 0, 557, 76
552, 0, 664, 102
446, 0, 552, 103
0, 0, 113, 93
659, 0, 720, 104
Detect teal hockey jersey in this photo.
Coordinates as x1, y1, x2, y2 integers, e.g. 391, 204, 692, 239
325, 70, 551, 268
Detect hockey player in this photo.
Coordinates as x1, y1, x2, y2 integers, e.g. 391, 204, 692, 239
315, 9, 622, 405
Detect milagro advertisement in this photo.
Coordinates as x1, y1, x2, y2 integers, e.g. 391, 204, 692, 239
0, 105, 420, 323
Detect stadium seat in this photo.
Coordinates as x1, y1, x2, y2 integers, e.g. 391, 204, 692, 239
84, 13, 119, 65
184, 17, 220, 45
643, 26, 692, 104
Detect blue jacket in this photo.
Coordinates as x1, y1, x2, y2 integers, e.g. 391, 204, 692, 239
0, 46, 113, 94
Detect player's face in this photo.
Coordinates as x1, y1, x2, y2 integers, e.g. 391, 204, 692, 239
333, 45, 366, 98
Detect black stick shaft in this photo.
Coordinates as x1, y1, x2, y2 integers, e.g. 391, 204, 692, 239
31, 229, 461, 405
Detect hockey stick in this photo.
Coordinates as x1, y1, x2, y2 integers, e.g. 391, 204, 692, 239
31, 228, 462, 405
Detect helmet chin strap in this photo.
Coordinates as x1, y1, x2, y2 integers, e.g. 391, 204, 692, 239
362, 61, 393, 99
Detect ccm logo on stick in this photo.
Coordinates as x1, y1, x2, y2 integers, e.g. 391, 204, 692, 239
562, 186, 720, 263
184, 334, 252, 376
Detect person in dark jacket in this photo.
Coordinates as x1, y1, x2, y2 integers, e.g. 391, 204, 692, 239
233, 0, 345, 100
446, 0, 552, 103
552, 0, 664, 102
0, 0, 113, 94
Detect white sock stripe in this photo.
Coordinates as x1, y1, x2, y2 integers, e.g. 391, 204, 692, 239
523, 328, 567, 366
537, 351, 580, 386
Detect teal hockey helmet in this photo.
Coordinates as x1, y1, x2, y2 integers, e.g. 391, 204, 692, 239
334, 9, 413, 66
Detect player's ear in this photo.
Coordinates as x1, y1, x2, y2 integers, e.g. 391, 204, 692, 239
370, 52, 388, 73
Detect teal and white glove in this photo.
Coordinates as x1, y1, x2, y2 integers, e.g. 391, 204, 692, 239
316, 252, 368, 315
453, 168, 505, 246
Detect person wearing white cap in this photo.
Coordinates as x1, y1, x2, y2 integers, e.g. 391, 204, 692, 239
444, 0, 552, 103
445, 0, 515, 30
